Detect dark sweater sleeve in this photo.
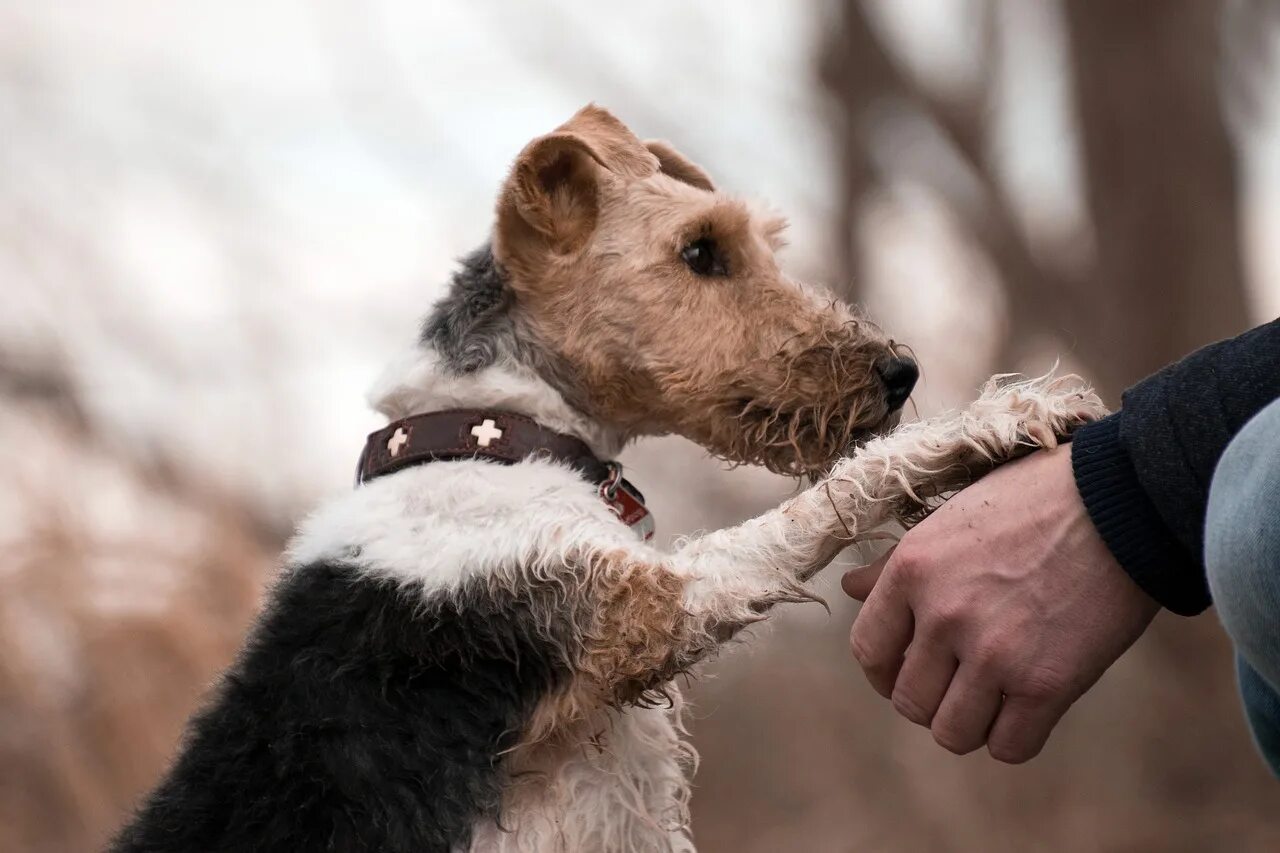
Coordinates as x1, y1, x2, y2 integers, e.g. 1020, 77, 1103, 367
1071, 318, 1280, 615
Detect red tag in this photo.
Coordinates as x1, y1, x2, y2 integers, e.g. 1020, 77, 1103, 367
603, 480, 655, 541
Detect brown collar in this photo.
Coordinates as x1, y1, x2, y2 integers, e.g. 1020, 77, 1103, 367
357, 409, 612, 484
355, 409, 654, 540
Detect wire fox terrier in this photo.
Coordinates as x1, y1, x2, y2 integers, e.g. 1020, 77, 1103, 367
113, 105, 1105, 852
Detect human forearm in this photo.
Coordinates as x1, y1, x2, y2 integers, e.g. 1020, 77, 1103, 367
1072, 318, 1280, 614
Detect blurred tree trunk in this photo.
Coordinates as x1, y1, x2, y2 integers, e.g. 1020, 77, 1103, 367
818, 6, 896, 305
821, 0, 1252, 400
805, 5, 1273, 834
1061, 0, 1250, 396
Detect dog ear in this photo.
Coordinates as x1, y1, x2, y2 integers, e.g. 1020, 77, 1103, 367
556, 105, 658, 180
501, 131, 607, 255
645, 140, 715, 192
497, 105, 658, 265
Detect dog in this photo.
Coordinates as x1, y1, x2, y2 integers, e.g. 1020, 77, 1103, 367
111, 105, 1104, 852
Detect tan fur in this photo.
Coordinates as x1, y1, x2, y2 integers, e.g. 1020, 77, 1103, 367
487, 371, 1105, 851
494, 104, 900, 476
519, 550, 693, 748
644, 140, 715, 192
579, 552, 692, 706
497, 550, 701, 850
464, 110, 1111, 851
348, 108, 1106, 851
556, 373, 1107, 712
508, 371, 1107, 757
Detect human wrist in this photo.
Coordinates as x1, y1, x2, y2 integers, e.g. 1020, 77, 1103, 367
1071, 413, 1206, 615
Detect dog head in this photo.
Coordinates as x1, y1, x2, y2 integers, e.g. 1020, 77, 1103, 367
490, 105, 915, 476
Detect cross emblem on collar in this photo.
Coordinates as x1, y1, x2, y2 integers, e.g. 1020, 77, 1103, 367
470, 418, 504, 447
387, 427, 410, 457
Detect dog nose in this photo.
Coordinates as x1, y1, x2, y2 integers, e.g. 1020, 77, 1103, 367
876, 356, 918, 410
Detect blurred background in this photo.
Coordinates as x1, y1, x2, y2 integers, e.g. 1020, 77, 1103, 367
2, 1, 1279, 850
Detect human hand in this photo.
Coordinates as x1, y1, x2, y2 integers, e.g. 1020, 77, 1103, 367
842, 444, 1160, 763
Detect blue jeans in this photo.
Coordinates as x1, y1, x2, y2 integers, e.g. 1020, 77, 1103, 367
1205, 396, 1280, 778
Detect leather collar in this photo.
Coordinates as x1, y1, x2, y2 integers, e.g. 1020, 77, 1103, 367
356, 408, 613, 485
355, 409, 654, 541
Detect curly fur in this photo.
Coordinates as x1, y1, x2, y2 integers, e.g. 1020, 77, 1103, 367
111, 104, 1109, 853
709, 321, 899, 475
113, 367, 1104, 853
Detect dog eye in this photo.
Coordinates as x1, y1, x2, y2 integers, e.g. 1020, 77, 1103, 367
681, 238, 728, 277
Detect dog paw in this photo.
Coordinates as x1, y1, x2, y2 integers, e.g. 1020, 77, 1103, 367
827, 369, 1108, 515
974, 372, 1108, 456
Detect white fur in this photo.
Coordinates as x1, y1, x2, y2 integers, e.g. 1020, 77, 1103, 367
298, 343, 697, 852
289, 454, 701, 852
287, 456, 640, 592
470, 705, 696, 853
297, 341, 1105, 852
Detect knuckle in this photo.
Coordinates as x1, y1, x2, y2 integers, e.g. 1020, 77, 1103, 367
891, 690, 932, 726
849, 625, 902, 699
931, 723, 979, 756
868, 677, 895, 700
967, 640, 1009, 676
925, 604, 964, 636
988, 739, 1038, 765
890, 548, 923, 582
850, 639, 895, 698
849, 631, 876, 669
1018, 671, 1068, 703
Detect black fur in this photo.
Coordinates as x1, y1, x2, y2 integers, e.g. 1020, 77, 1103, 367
420, 244, 591, 419
111, 562, 571, 853
422, 244, 521, 374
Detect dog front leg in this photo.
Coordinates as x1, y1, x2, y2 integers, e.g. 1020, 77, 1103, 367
564, 374, 1106, 707
572, 374, 1107, 705
564, 506, 873, 709
681, 372, 1105, 586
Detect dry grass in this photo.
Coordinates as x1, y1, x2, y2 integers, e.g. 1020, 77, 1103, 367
0, 409, 271, 853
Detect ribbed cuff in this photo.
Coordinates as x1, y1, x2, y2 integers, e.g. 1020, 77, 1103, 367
1071, 413, 1210, 615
